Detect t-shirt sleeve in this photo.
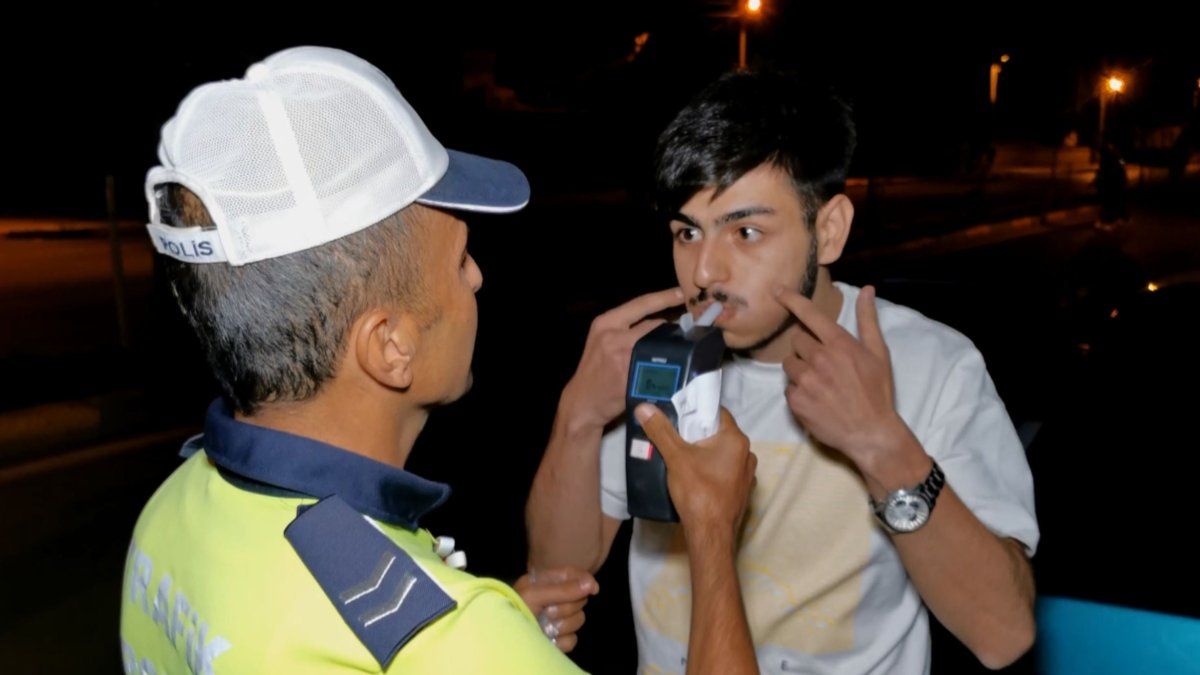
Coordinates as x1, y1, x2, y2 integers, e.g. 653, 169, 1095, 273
920, 346, 1040, 556
598, 424, 631, 521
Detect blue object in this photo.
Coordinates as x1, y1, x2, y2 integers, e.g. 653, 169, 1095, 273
1036, 596, 1200, 674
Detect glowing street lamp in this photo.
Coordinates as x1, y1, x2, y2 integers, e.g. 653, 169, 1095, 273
739, 0, 764, 70
1098, 72, 1128, 148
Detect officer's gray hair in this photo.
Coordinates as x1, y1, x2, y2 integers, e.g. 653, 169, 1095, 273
157, 184, 436, 415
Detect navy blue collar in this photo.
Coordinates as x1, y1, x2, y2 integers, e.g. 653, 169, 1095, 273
190, 399, 450, 530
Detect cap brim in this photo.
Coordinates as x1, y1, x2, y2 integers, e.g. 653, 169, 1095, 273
415, 149, 530, 214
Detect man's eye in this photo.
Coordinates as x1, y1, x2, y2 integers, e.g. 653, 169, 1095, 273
737, 227, 762, 242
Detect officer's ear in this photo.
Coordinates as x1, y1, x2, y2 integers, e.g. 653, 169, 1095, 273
353, 309, 422, 391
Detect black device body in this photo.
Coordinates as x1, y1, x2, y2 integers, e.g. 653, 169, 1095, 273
625, 322, 726, 522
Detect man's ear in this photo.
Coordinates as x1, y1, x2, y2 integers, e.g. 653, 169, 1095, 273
352, 310, 422, 390
814, 194, 854, 266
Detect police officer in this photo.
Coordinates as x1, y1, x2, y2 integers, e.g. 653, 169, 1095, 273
120, 46, 759, 674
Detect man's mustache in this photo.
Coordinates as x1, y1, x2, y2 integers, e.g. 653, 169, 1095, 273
688, 288, 749, 308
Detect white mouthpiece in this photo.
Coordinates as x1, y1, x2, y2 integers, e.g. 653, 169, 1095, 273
696, 302, 724, 327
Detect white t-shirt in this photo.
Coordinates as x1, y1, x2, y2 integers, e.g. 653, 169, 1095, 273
600, 282, 1039, 675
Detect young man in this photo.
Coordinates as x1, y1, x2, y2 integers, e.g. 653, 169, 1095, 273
120, 47, 759, 674
527, 70, 1039, 674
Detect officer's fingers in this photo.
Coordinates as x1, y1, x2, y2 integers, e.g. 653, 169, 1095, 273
553, 634, 579, 653
521, 575, 597, 613
553, 609, 587, 637
716, 407, 743, 436
512, 573, 534, 595
700, 408, 749, 458
544, 597, 589, 621
529, 588, 588, 616
531, 566, 598, 592
634, 404, 686, 465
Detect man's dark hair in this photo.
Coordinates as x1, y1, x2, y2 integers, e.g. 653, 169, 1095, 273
156, 184, 435, 415
654, 69, 857, 226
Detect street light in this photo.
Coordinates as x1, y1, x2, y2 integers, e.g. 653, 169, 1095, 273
990, 54, 1011, 106
739, 0, 764, 70
1098, 72, 1128, 149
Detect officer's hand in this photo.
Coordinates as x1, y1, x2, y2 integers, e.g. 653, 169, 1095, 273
635, 405, 757, 541
513, 566, 599, 653
560, 288, 685, 430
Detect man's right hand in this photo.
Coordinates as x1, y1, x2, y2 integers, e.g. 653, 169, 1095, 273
634, 405, 756, 541
559, 288, 686, 430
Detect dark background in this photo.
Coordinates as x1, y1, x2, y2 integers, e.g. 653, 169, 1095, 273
2, 3, 1198, 673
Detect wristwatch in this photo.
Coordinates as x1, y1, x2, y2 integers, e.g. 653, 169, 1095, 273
870, 459, 945, 533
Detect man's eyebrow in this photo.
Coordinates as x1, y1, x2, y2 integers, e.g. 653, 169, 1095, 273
667, 212, 699, 228
716, 206, 775, 225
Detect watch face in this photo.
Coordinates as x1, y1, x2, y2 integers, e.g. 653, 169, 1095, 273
884, 492, 930, 532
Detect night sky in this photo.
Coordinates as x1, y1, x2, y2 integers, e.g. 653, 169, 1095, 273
4, 2, 1196, 220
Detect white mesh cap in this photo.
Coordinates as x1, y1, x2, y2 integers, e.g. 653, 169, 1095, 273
144, 46, 530, 266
